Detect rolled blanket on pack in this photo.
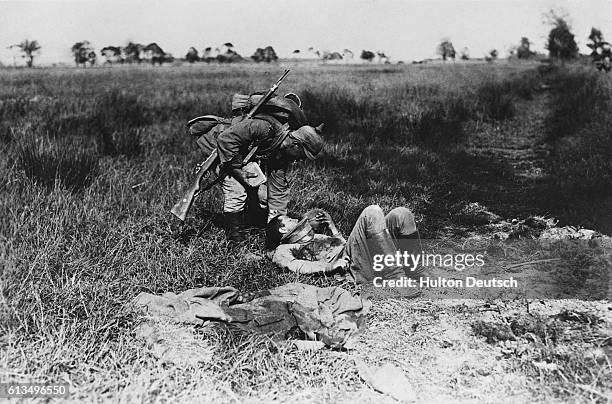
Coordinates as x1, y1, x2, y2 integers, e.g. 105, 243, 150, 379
231, 93, 307, 129
186, 115, 231, 155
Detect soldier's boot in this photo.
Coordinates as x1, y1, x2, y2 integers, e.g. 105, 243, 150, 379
224, 211, 246, 243
245, 205, 268, 229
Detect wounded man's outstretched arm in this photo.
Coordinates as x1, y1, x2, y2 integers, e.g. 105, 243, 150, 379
272, 244, 332, 274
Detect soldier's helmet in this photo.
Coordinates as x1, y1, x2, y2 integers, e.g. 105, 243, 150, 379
290, 125, 324, 160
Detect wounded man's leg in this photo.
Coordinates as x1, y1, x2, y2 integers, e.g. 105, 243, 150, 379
344, 205, 405, 283
386, 207, 424, 278
385, 207, 417, 238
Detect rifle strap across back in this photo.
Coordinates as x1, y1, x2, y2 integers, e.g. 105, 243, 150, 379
250, 115, 291, 157
242, 145, 259, 164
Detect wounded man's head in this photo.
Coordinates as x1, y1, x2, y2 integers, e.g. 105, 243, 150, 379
266, 214, 314, 250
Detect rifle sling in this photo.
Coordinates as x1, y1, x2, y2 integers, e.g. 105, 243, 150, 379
250, 115, 291, 157
243, 145, 259, 164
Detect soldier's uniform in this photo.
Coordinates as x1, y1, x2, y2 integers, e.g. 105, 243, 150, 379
213, 94, 322, 242
216, 114, 292, 222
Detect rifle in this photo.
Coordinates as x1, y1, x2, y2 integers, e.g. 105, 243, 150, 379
170, 69, 291, 221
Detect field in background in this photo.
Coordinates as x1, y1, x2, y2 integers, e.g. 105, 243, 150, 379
1, 62, 611, 402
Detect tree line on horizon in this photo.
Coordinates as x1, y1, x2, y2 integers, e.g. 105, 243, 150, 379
5, 11, 611, 72
430, 11, 610, 71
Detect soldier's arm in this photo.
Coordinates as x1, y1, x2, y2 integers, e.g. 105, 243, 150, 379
216, 119, 271, 170
217, 119, 271, 189
272, 244, 333, 274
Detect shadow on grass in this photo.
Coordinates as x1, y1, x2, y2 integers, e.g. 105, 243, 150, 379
15, 130, 99, 191
312, 142, 602, 234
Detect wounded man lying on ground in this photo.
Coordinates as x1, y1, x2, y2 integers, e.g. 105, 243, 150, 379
266, 205, 424, 286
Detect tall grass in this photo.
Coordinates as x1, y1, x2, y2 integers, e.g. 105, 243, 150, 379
14, 127, 99, 191
543, 66, 612, 194
91, 90, 146, 156
301, 68, 537, 147
544, 67, 610, 140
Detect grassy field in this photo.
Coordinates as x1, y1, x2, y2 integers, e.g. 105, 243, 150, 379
1, 62, 611, 402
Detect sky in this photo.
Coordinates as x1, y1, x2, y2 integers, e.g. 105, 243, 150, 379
0, 0, 611, 65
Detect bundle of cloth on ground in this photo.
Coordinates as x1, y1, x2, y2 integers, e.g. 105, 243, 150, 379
132, 282, 371, 348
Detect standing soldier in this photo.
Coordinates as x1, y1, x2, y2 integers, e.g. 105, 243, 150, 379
217, 93, 324, 242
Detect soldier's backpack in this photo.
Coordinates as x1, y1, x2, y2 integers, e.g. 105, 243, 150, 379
231, 93, 306, 130
186, 115, 231, 157
186, 93, 304, 157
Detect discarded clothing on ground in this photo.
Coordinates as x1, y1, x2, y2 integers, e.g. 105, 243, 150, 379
132, 283, 371, 348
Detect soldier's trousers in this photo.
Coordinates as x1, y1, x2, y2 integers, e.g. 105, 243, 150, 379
343, 205, 423, 284
222, 175, 267, 214
221, 164, 290, 222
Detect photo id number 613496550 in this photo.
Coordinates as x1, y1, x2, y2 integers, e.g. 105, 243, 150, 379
0, 383, 70, 398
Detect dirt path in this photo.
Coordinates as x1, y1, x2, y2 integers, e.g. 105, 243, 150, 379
456, 92, 612, 234
466, 93, 550, 180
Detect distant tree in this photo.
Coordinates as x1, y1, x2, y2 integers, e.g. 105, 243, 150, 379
308, 47, 321, 58
376, 51, 389, 63
217, 48, 242, 63
251, 46, 278, 63
101, 46, 123, 65
265, 46, 279, 62
72, 41, 86, 66
251, 47, 265, 62
13, 39, 41, 67
587, 27, 611, 72
360, 50, 375, 62
516, 37, 535, 59
588, 27, 605, 51
163, 53, 175, 64
87, 51, 97, 66
460, 47, 469, 60
201, 47, 213, 63
322, 50, 343, 61
212, 43, 242, 63
124, 42, 143, 64
545, 11, 578, 60
485, 49, 498, 62
71, 41, 96, 67
143, 43, 167, 65
437, 40, 456, 61
185, 47, 199, 63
